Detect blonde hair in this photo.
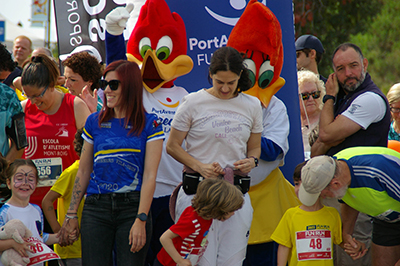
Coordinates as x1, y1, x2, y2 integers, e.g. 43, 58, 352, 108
297, 69, 326, 110
13, 36, 33, 51
387, 83, 400, 105
192, 179, 244, 220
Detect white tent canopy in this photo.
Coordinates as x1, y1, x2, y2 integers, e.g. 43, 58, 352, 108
0, 13, 45, 52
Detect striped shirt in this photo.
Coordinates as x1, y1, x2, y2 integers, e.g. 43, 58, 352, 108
335, 147, 400, 222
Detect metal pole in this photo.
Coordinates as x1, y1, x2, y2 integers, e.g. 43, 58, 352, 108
46, 0, 51, 48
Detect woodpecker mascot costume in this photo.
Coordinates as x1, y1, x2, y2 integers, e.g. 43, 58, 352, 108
227, 1, 300, 264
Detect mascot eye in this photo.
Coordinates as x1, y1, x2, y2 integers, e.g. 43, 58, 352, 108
156, 36, 173, 61
243, 59, 256, 88
139, 37, 152, 58
258, 60, 274, 89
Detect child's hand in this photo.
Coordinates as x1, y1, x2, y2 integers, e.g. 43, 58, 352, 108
58, 217, 80, 247
69, 230, 78, 241
12, 240, 35, 257
343, 237, 368, 260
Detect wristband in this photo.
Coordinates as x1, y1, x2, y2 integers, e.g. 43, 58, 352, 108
65, 214, 78, 219
323, 95, 336, 103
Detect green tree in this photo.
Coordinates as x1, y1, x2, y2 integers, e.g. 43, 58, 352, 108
294, 0, 383, 77
350, 0, 400, 93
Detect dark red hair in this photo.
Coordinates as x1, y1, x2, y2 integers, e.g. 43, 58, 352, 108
99, 60, 145, 135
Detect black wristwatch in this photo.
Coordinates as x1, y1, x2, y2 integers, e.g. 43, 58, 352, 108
323, 95, 336, 103
250, 156, 259, 167
136, 213, 147, 222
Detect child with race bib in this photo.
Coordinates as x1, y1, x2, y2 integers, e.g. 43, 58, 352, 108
155, 179, 244, 266
0, 158, 60, 266
42, 129, 85, 266
271, 159, 342, 266
272, 158, 368, 265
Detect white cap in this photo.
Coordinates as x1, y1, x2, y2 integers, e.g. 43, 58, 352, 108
299, 156, 336, 206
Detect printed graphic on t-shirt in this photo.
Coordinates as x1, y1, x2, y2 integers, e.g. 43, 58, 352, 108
185, 229, 209, 265
200, 110, 249, 143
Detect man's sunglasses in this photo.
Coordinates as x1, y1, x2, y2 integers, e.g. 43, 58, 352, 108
98, 79, 120, 91
300, 91, 321, 101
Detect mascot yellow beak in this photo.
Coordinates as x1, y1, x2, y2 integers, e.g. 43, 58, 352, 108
127, 50, 193, 93
245, 77, 285, 107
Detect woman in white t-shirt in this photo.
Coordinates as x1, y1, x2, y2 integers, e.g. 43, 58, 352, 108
166, 46, 263, 266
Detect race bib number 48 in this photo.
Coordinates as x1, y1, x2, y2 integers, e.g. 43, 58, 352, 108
296, 230, 332, 261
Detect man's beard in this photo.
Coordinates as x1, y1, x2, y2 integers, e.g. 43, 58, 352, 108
341, 68, 366, 92
332, 184, 348, 199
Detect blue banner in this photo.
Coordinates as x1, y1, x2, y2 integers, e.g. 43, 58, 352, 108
165, 0, 304, 179
52, 0, 304, 179
0, 20, 4, 42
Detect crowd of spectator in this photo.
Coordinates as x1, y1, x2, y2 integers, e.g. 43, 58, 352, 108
0, 29, 399, 266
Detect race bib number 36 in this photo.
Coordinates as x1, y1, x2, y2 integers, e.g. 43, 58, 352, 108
296, 230, 332, 261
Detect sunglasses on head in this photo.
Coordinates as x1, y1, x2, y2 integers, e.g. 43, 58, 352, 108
98, 79, 120, 91
300, 91, 321, 100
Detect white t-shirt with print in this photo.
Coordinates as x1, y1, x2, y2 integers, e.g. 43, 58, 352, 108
172, 89, 263, 168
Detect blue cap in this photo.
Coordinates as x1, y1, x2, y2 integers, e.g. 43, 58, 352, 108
295, 35, 325, 54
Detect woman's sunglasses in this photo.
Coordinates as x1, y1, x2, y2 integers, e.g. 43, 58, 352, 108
300, 91, 321, 101
98, 79, 120, 91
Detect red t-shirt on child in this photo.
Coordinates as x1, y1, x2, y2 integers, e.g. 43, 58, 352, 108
157, 206, 212, 266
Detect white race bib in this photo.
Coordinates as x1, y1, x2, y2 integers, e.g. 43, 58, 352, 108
296, 230, 332, 261
27, 237, 60, 266
32, 158, 63, 187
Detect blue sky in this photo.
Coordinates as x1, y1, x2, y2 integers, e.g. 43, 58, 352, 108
0, 0, 57, 42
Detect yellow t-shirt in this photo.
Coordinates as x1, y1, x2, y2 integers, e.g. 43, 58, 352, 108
51, 160, 84, 259
271, 205, 342, 266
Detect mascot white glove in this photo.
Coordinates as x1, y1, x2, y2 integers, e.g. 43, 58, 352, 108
105, 3, 134, 36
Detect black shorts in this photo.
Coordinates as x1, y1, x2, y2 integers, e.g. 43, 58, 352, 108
372, 218, 400, 246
